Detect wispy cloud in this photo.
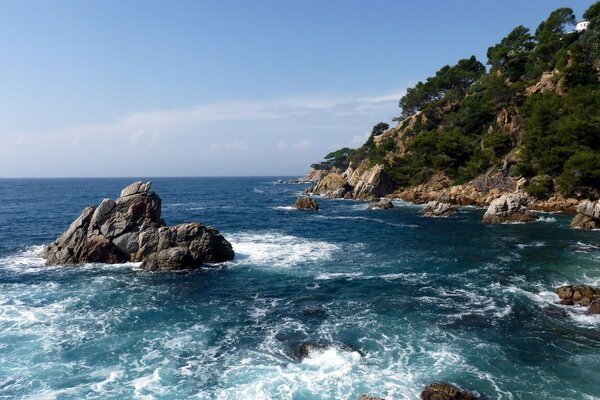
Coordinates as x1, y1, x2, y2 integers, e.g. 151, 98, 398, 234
0, 90, 405, 177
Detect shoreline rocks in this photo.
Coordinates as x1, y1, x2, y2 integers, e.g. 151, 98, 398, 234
420, 200, 457, 217
42, 181, 234, 270
570, 200, 600, 230
482, 193, 537, 224
294, 196, 319, 210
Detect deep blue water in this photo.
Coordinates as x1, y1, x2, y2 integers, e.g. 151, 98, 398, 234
0, 177, 599, 399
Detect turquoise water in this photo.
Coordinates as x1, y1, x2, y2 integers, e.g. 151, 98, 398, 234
0, 178, 599, 399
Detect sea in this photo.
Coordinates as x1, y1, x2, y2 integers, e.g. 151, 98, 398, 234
0, 177, 599, 400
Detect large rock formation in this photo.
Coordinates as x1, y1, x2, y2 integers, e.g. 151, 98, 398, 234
570, 200, 600, 229
420, 200, 458, 217
42, 181, 234, 270
308, 163, 396, 201
482, 193, 537, 224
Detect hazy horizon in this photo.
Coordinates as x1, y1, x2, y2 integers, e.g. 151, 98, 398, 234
0, 0, 595, 178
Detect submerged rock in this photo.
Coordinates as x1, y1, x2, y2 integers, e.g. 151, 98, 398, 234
554, 284, 600, 314
482, 193, 537, 224
293, 196, 319, 210
420, 383, 480, 400
357, 395, 385, 400
420, 200, 457, 217
570, 200, 600, 230
368, 199, 394, 210
42, 181, 234, 270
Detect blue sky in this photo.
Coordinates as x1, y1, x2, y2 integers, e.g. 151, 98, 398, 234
0, 0, 596, 177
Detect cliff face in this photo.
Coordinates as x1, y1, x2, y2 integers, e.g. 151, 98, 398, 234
306, 7, 600, 211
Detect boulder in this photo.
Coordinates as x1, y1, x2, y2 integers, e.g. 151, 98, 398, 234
42, 181, 234, 270
294, 196, 319, 211
420, 383, 479, 400
570, 200, 600, 230
420, 201, 457, 217
368, 199, 394, 210
555, 284, 600, 314
482, 193, 537, 224
313, 173, 349, 198
351, 164, 396, 201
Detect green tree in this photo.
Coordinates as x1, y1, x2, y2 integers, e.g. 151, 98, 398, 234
487, 25, 535, 81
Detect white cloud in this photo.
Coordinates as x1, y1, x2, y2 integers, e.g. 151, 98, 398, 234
0, 89, 406, 177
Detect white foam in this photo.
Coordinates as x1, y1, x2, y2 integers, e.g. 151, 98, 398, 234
228, 232, 341, 268
537, 216, 557, 223
273, 206, 296, 210
315, 215, 418, 228
516, 241, 546, 249
315, 272, 363, 281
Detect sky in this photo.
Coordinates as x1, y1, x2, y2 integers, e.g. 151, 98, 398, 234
0, 0, 596, 177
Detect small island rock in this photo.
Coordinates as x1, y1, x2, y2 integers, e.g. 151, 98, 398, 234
42, 181, 234, 270
555, 284, 600, 313
294, 196, 319, 210
420, 200, 457, 217
482, 193, 537, 224
368, 199, 394, 210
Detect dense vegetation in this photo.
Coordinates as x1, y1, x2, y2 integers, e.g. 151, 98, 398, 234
313, 3, 600, 199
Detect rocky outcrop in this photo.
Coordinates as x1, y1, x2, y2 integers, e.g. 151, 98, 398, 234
555, 284, 600, 314
294, 196, 319, 211
351, 164, 396, 200
420, 383, 480, 400
420, 201, 457, 217
368, 199, 394, 210
570, 200, 600, 229
311, 173, 351, 198
308, 163, 396, 201
482, 193, 537, 224
42, 181, 234, 270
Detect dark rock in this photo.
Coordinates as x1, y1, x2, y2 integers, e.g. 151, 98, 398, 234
420, 383, 479, 400
294, 196, 319, 210
42, 181, 234, 270
78, 235, 128, 264
368, 199, 394, 210
587, 300, 600, 315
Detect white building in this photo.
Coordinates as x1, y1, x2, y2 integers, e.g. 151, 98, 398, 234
575, 20, 590, 32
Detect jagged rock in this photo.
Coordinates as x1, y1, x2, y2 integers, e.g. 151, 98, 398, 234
294, 196, 319, 210
570, 200, 600, 229
351, 164, 396, 200
368, 199, 394, 210
295, 342, 325, 360
42, 181, 234, 270
555, 284, 600, 313
420, 383, 479, 400
357, 395, 385, 400
482, 193, 537, 224
420, 201, 457, 217
312, 173, 350, 198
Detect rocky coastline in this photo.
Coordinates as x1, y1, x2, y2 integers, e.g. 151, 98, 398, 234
42, 181, 234, 270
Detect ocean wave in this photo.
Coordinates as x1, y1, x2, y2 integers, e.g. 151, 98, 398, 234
228, 232, 341, 268
315, 215, 418, 228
